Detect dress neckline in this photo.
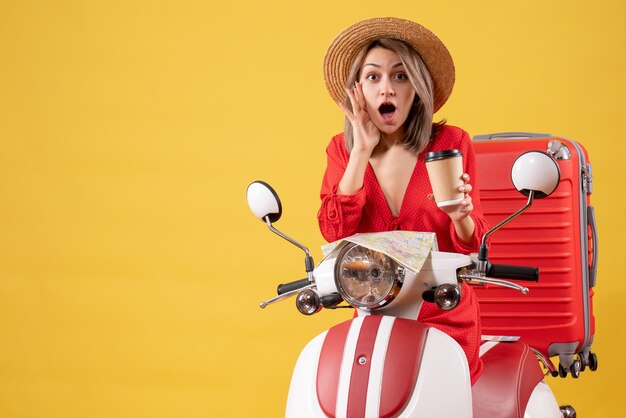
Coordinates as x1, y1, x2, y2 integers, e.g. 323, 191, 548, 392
367, 156, 421, 218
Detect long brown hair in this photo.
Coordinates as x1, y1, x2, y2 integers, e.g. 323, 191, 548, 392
343, 38, 445, 153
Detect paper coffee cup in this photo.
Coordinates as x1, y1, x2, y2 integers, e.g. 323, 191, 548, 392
425, 149, 464, 207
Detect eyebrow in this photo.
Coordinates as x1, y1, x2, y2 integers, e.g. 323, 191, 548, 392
362, 62, 405, 69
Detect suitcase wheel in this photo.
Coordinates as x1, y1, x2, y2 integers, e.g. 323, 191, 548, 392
579, 351, 599, 372
588, 352, 598, 371
579, 353, 587, 372
557, 358, 582, 378
569, 359, 581, 378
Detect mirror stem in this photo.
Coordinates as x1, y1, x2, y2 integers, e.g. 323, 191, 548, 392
477, 190, 535, 272
265, 217, 315, 280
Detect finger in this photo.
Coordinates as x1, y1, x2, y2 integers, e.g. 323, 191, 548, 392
338, 102, 355, 122
355, 81, 368, 112
462, 173, 470, 183
427, 193, 435, 202
351, 83, 363, 112
460, 183, 473, 194
457, 200, 472, 214
462, 197, 473, 210
346, 87, 361, 113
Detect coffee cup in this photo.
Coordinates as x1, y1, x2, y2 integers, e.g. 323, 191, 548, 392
424, 149, 464, 207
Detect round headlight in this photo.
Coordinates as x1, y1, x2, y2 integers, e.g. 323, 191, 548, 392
334, 243, 402, 309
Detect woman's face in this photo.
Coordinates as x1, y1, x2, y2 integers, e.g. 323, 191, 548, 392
358, 47, 416, 137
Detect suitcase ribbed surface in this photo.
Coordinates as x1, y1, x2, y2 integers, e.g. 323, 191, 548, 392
473, 138, 595, 360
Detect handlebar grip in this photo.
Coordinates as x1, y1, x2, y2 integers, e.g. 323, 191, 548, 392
277, 278, 310, 295
487, 264, 539, 282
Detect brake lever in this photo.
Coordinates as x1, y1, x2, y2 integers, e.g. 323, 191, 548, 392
259, 284, 316, 308
459, 272, 529, 294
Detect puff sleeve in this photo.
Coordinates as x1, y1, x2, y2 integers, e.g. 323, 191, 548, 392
317, 134, 366, 242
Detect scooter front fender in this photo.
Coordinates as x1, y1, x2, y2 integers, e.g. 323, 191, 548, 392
286, 315, 472, 418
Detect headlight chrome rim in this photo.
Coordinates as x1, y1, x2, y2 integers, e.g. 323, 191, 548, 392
334, 243, 402, 309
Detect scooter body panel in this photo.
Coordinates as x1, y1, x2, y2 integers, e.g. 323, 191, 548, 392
286, 315, 472, 417
286, 331, 328, 418
403, 326, 473, 417
524, 382, 561, 418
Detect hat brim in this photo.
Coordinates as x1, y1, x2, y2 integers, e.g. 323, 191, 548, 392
323, 17, 455, 112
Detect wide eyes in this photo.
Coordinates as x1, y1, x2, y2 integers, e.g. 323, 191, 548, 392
394, 73, 408, 81
363, 72, 408, 82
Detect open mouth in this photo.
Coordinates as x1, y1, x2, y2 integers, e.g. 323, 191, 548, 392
378, 103, 396, 121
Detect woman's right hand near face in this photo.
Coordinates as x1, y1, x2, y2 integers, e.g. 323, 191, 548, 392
339, 81, 380, 155
334, 81, 378, 197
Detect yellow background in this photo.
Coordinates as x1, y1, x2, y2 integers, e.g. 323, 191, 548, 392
1, 0, 624, 416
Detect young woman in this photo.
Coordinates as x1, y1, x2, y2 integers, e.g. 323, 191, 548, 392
318, 17, 489, 385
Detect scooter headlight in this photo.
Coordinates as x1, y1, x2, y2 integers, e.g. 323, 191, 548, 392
334, 243, 403, 309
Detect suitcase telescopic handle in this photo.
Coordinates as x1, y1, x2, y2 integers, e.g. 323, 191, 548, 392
473, 132, 551, 141
487, 263, 539, 282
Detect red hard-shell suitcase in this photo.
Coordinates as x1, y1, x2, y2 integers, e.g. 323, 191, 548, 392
472, 132, 598, 377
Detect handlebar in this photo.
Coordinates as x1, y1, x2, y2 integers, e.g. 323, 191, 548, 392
277, 278, 311, 295
487, 263, 539, 282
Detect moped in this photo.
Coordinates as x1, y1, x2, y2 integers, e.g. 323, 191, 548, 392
247, 151, 577, 417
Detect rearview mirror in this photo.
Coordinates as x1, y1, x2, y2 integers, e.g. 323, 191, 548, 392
477, 150, 561, 271
511, 151, 560, 198
246, 181, 282, 223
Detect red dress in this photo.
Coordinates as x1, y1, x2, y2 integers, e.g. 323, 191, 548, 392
317, 125, 488, 385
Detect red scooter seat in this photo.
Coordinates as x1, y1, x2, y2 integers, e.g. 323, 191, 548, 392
472, 341, 545, 418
